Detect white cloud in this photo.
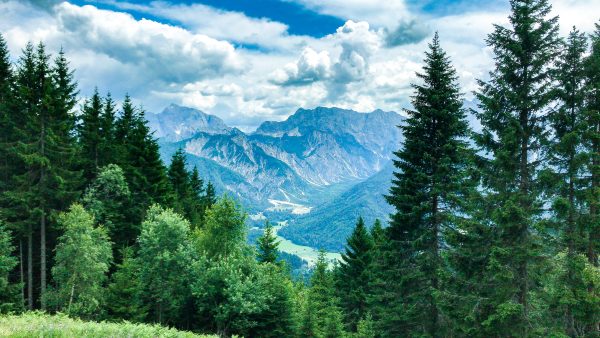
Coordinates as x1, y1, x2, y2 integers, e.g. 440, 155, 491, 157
3, 0, 600, 132
270, 47, 332, 86
55, 3, 244, 83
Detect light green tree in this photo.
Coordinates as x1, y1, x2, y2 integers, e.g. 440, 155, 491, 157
46, 204, 112, 319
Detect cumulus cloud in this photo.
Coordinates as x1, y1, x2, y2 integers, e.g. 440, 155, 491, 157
269, 47, 331, 86
55, 3, 244, 83
270, 20, 381, 100
104, 1, 312, 52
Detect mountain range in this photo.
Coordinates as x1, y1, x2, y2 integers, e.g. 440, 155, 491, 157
147, 104, 404, 251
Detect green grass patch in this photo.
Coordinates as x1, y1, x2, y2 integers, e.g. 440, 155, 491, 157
0, 312, 216, 337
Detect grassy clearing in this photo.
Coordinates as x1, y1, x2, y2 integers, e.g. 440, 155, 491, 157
0, 312, 216, 338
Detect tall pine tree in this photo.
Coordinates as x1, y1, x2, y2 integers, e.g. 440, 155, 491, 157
336, 216, 373, 332
373, 33, 471, 337
473, 0, 560, 334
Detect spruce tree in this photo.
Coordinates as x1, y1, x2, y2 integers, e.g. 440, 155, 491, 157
0, 34, 14, 194
584, 22, 600, 268
542, 27, 598, 335
188, 166, 205, 227
336, 216, 373, 331
257, 221, 279, 264
9, 43, 81, 309
106, 246, 147, 322
98, 93, 116, 168
473, 0, 560, 334
168, 148, 191, 217
374, 33, 471, 337
78, 89, 103, 181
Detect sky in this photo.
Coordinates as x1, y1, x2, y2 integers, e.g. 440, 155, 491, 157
1, 0, 599, 131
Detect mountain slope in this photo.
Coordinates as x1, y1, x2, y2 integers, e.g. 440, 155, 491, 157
153, 105, 403, 250
278, 161, 395, 251
146, 104, 230, 141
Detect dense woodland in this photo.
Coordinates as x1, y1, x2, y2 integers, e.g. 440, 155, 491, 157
0, 0, 599, 337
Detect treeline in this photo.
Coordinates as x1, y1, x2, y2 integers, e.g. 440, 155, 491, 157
329, 1, 600, 337
0, 30, 314, 338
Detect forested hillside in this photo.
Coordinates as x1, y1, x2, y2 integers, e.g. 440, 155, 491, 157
0, 0, 599, 337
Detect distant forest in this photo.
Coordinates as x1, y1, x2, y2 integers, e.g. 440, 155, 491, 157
0, 0, 598, 337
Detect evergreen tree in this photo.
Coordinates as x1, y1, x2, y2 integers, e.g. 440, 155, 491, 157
374, 33, 472, 336
473, 0, 560, 334
336, 216, 373, 331
304, 251, 345, 337
46, 204, 112, 319
98, 93, 116, 168
0, 34, 14, 194
257, 221, 279, 264
8, 43, 81, 309
541, 27, 599, 335
168, 148, 191, 218
188, 166, 205, 227
355, 313, 375, 338
584, 22, 600, 269
106, 246, 147, 322
114, 97, 171, 224
78, 88, 103, 181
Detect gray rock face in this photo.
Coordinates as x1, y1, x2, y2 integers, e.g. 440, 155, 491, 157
154, 105, 403, 215
146, 104, 230, 141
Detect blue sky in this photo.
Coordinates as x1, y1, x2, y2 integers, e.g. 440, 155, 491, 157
1, 0, 598, 130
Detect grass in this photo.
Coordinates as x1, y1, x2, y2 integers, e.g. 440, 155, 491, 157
0, 312, 216, 337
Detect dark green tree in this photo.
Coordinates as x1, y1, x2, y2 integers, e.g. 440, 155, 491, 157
473, 0, 560, 334
257, 221, 279, 264
114, 97, 171, 224
336, 216, 373, 331
0, 221, 19, 313
168, 148, 191, 217
584, 22, 600, 269
540, 27, 600, 335
373, 33, 472, 337
106, 246, 147, 322
78, 88, 103, 181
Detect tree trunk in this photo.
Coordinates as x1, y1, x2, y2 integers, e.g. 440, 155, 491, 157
40, 210, 46, 310
40, 122, 46, 310
19, 239, 24, 308
27, 224, 32, 310
519, 107, 530, 335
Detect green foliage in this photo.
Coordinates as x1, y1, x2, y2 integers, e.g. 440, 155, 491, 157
106, 247, 147, 323
137, 205, 195, 325
0, 220, 19, 313
472, 0, 561, 335
257, 221, 280, 264
374, 33, 473, 337
46, 204, 112, 319
354, 314, 375, 338
542, 251, 600, 335
196, 196, 247, 259
0, 312, 215, 337
192, 254, 296, 337
82, 164, 133, 255
336, 217, 373, 331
